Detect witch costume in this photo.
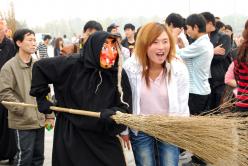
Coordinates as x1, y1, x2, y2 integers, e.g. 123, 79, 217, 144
30, 31, 132, 166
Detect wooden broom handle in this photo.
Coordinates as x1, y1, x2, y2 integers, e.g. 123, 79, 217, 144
1, 101, 101, 118
50, 106, 100, 118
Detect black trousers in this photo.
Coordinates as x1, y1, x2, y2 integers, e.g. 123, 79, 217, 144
188, 93, 209, 115
0, 104, 17, 160
208, 80, 226, 110
12, 128, 45, 166
188, 93, 209, 166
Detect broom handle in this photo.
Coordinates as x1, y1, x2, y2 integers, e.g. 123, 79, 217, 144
1, 101, 101, 118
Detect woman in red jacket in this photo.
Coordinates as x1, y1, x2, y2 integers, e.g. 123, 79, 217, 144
234, 19, 248, 111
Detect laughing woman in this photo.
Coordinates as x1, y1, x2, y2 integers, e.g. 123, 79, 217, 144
123, 22, 190, 166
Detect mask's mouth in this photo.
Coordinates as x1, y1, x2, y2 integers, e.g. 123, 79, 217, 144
100, 57, 116, 69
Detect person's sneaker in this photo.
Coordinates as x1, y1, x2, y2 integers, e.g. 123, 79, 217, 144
180, 151, 193, 160
191, 156, 207, 166
0, 160, 10, 165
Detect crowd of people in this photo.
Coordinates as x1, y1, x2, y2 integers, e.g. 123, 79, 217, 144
0, 11, 247, 166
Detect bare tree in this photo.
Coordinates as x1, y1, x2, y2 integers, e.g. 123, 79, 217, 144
0, 1, 19, 35
6, 1, 17, 33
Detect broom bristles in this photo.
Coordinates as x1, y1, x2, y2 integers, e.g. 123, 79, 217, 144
3, 101, 248, 165
113, 112, 248, 166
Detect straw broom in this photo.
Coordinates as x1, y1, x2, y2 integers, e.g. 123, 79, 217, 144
2, 101, 248, 166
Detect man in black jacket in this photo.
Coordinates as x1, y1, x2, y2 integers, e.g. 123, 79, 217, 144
0, 19, 17, 165
201, 12, 232, 110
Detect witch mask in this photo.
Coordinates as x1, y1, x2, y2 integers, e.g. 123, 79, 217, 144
100, 37, 118, 69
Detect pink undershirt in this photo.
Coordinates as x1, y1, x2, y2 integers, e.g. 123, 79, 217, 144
225, 62, 234, 84
225, 62, 237, 96
140, 70, 169, 115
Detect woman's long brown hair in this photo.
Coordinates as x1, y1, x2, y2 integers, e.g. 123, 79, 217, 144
134, 22, 176, 87
237, 20, 248, 63
55, 37, 63, 49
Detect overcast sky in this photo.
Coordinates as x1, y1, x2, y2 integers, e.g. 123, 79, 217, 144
0, 0, 247, 27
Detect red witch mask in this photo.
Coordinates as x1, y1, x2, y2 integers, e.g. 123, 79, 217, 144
100, 37, 118, 69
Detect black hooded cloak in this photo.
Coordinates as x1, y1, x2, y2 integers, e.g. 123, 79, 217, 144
30, 31, 132, 166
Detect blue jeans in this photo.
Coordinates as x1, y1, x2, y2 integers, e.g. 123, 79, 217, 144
130, 131, 179, 166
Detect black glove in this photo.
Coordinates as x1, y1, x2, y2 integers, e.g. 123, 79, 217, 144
100, 108, 116, 122
37, 96, 53, 114
100, 108, 126, 136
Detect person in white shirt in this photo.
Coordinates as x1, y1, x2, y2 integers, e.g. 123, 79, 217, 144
165, 13, 189, 49
177, 14, 214, 115
177, 13, 214, 166
124, 22, 189, 166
